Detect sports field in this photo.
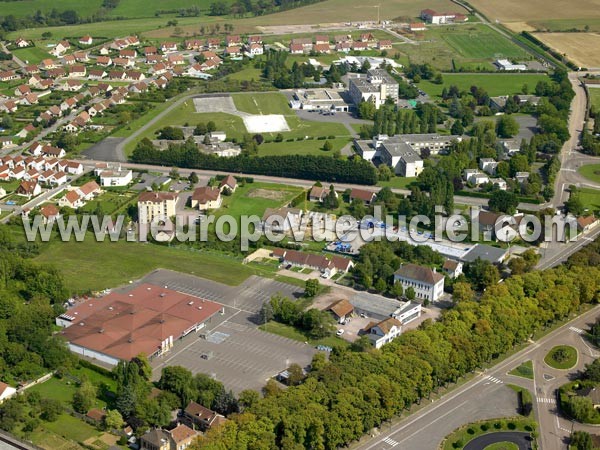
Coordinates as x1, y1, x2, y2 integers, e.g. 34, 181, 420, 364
232, 93, 291, 115
418, 73, 549, 98
533, 32, 600, 67
439, 25, 529, 59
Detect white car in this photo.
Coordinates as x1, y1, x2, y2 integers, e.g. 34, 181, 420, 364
336, 329, 344, 336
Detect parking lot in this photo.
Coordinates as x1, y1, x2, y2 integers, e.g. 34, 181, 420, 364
139, 269, 315, 392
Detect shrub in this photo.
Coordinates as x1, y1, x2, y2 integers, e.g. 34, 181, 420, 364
507, 422, 516, 430
467, 428, 475, 435
480, 423, 489, 431
494, 422, 502, 429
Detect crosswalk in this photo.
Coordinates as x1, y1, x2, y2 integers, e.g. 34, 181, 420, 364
485, 376, 503, 384
537, 397, 556, 405
381, 437, 398, 447
570, 326, 585, 335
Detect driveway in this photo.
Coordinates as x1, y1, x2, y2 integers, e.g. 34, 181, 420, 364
463, 432, 532, 450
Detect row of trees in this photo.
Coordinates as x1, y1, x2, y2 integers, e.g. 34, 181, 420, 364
131, 137, 379, 185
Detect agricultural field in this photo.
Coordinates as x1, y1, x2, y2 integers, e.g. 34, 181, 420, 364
11, 45, 52, 65
106, 0, 218, 18
468, 0, 600, 32
529, 18, 600, 32
417, 73, 549, 98
0, 0, 102, 18
532, 32, 600, 67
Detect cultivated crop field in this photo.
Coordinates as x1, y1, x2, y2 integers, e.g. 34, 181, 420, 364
532, 32, 600, 67
468, 0, 600, 32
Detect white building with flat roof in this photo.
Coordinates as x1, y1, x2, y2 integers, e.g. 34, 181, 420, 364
393, 264, 445, 302
348, 69, 398, 109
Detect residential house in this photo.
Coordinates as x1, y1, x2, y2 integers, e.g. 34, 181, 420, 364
59, 189, 84, 208
137, 191, 178, 225
69, 65, 86, 77
169, 424, 197, 450
314, 35, 329, 45
219, 174, 237, 192
183, 401, 226, 432
120, 49, 137, 59
349, 188, 376, 205
184, 39, 203, 50
99, 169, 132, 187
289, 44, 304, 54
15, 123, 36, 138
205, 38, 220, 49
246, 43, 263, 56
224, 46, 241, 57
50, 41, 70, 56
352, 41, 368, 51
15, 38, 30, 48
15, 84, 31, 96
190, 186, 222, 210
0, 70, 18, 81
363, 317, 403, 349
144, 46, 158, 56
16, 180, 41, 198
140, 429, 170, 450
490, 178, 507, 190
378, 40, 393, 50
73, 51, 90, 62
40, 204, 61, 224
168, 54, 185, 65
225, 35, 241, 46
0, 382, 17, 403
62, 54, 76, 65
515, 172, 529, 185
88, 69, 107, 80
0, 137, 14, 149
0, 100, 18, 114
308, 185, 328, 202
393, 263, 445, 302
248, 35, 263, 45
577, 215, 599, 233
479, 158, 499, 175
313, 43, 331, 54
160, 42, 178, 53
96, 56, 112, 67
79, 36, 93, 46
42, 145, 66, 158
442, 259, 463, 278
409, 23, 427, 32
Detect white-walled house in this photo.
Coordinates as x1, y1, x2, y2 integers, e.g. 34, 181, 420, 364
394, 263, 445, 302
363, 317, 403, 349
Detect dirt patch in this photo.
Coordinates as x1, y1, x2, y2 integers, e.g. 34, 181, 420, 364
247, 188, 288, 200
533, 32, 600, 67
504, 21, 537, 33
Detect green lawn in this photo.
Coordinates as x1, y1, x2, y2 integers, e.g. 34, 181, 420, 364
544, 345, 578, 370
590, 88, 600, 111
0, 0, 102, 18
217, 181, 303, 220
107, 0, 218, 18
484, 443, 519, 450
232, 92, 291, 115
377, 176, 417, 190
27, 377, 77, 404
32, 233, 273, 293
578, 163, 600, 183
78, 191, 137, 215
225, 67, 264, 82
529, 18, 600, 33
257, 138, 349, 156
42, 413, 102, 443
259, 320, 349, 348
11, 45, 52, 65
578, 187, 600, 213
509, 360, 534, 379
418, 73, 549, 98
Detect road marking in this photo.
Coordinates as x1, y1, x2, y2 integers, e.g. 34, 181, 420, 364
381, 437, 398, 447
485, 376, 503, 384
536, 397, 556, 404
569, 326, 584, 335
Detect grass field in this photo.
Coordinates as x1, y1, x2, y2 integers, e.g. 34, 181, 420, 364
418, 73, 549, 98
11, 46, 52, 65
578, 164, 600, 184
217, 181, 302, 220
578, 187, 600, 213
259, 320, 349, 348
32, 232, 273, 292
377, 177, 417, 190
509, 360, 534, 379
529, 18, 600, 32
257, 138, 349, 156
225, 67, 264, 82
484, 442, 519, 450
0, 0, 102, 18
232, 93, 291, 115
436, 25, 529, 60
589, 88, 600, 110
442, 417, 536, 450
544, 345, 578, 370
107, 0, 217, 18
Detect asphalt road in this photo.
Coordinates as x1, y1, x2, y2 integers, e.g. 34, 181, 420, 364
352, 306, 600, 450
463, 432, 532, 450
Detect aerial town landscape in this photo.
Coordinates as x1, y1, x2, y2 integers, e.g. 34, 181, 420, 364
1, 0, 600, 449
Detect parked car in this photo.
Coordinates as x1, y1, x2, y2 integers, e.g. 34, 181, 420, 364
336, 329, 344, 336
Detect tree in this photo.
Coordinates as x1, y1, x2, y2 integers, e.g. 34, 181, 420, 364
405, 286, 415, 300
452, 282, 474, 302
571, 431, 593, 450
358, 101, 376, 120
104, 409, 124, 430
72, 381, 97, 413
304, 279, 320, 298
188, 172, 199, 185
489, 190, 519, 214
194, 122, 207, 135
206, 121, 217, 132
322, 140, 333, 152
40, 398, 62, 422
390, 282, 403, 299
286, 363, 305, 386
496, 115, 519, 138
450, 120, 464, 136
169, 167, 180, 180
158, 366, 196, 406
238, 390, 260, 411
157, 126, 184, 140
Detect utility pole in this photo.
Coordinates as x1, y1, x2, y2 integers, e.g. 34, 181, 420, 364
374, 5, 381, 25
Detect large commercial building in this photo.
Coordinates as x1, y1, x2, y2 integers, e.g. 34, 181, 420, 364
347, 69, 398, 109
57, 284, 222, 366
137, 191, 178, 224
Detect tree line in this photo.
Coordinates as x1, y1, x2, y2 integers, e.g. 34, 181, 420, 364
131, 137, 379, 185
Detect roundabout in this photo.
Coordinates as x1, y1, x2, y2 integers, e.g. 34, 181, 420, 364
463, 432, 532, 450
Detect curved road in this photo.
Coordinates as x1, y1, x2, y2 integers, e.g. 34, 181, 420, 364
463, 432, 532, 450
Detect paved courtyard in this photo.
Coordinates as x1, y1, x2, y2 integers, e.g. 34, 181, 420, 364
141, 269, 314, 392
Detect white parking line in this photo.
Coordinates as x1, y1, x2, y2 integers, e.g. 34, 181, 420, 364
382, 437, 398, 447
485, 376, 503, 384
